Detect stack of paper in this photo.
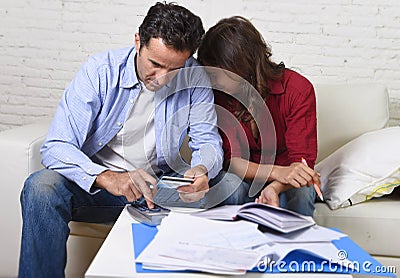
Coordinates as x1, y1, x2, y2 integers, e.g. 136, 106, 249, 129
136, 212, 268, 274
135, 211, 352, 275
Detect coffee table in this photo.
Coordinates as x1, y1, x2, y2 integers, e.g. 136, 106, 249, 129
85, 205, 353, 278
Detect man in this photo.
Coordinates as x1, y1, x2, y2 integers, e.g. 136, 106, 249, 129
19, 3, 249, 277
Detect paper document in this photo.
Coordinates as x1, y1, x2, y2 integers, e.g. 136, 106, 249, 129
132, 211, 390, 276
159, 243, 260, 270
193, 202, 315, 233
135, 209, 352, 275
260, 224, 347, 243
136, 212, 266, 274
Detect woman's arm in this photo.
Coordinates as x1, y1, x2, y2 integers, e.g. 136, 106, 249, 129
229, 157, 320, 188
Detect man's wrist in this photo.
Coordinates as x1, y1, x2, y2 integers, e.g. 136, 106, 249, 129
94, 170, 112, 189
195, 164, 208, 176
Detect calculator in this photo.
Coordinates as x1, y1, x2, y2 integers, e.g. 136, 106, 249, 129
127, 200, 170, 226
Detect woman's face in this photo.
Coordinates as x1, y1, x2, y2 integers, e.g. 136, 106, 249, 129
205, 67, 242, 95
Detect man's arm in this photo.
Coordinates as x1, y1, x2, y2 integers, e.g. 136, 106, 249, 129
186, 70, 223, 179
40, 58, 109, 192
170, 63, 223, 202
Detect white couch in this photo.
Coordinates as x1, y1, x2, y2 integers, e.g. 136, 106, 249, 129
312, 84, 400, 273
0, 83, 399, 277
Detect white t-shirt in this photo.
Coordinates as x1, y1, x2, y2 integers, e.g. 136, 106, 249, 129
93, 83, 159, 174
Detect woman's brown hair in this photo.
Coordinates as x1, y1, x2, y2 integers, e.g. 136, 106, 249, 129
198, 16, 284, 100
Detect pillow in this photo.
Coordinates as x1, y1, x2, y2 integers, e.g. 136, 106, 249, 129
315, 127, 400, 210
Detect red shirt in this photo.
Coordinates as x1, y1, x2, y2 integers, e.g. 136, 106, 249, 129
215, 69, 318, 168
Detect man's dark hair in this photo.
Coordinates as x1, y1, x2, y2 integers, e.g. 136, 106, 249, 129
138, 2, 204, 55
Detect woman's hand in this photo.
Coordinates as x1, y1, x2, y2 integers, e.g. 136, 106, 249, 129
255, 180, 287, 207
270, 162, 320, 189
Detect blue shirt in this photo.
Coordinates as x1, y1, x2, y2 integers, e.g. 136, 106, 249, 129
41, 46, 223, 192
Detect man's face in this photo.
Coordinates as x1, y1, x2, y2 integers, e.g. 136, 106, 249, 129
135, 34, 191, 91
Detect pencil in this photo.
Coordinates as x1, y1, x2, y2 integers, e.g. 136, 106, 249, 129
301, 157, 324, 201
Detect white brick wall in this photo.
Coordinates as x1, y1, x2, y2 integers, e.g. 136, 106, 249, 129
1, 0, 400, 131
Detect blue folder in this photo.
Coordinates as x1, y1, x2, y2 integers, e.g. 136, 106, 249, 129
132, 223, 395, 276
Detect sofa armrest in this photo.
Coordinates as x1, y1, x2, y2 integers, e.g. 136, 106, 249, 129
0, 118, 51, 276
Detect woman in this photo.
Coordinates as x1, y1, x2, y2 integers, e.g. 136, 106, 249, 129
197, 16, 321, 216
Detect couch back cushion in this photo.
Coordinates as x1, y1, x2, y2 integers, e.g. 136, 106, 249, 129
314, 83, 389, 163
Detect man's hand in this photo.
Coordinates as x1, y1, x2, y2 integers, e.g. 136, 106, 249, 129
177, 165, 209, 203
95, 169, 157, 208
270, 162, 321, 189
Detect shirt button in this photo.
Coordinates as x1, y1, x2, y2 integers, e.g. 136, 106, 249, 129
98, 142, 103, 146
117, 122, 122, 127
82, 176, 87, 180
129, 98, 134, 103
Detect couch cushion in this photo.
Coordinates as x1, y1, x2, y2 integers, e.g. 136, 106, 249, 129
314, 83, 389, 163
69, 222, 112, 239
314, 189, 400, 257
315, 127, 400, 209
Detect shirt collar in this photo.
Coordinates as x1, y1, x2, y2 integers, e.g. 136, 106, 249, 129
268, 78, 284, 95
120, 46, 140, 89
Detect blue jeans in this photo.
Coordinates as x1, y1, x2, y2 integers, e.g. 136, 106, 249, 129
279, 185, 316, 217
18, 169, 250, 277
231, 179, 315, 216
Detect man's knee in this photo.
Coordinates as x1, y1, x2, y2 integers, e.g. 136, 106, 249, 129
223, 171, 245, 191
210, 171, 244, 193
21, 169, 68, 206
209, 171, 253, 205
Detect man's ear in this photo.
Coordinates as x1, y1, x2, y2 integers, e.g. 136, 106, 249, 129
134, 33, 141, 53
